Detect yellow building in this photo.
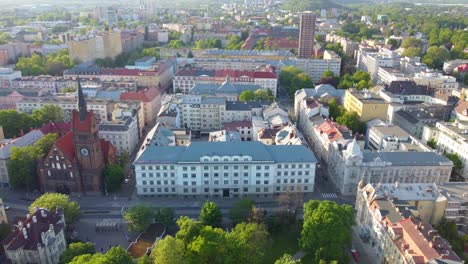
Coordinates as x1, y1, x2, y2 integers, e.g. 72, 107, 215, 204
343, 88, 389, 122
68, 31, 122, 63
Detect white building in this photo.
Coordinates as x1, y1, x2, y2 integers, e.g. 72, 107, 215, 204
98, 116, 139, 154
2, 208, 67, 264
134, 141, 317, 197
0, 68, 22, 88
356, 48, 400, 83
292, 56, 341, 83
413, 71, 459, 93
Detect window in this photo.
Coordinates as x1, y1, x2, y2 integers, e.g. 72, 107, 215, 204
264, 187, 268, 192
284, 172, 288, 176
184, 188, 188, 193
256, 166, 261, 170
171, 173, 175, 177
276, 187, 280, 191
149, 166, 153, 170
234, 180, 238, 184
156, 172, 160, 177
234, 165, 238, 169
191, 181, 196, 185
143, 188, 147, 192
305, 179, 309, 183
256, 180, 261, 184
298, 179, 302, 183
298, 164, 302, 169
284, 164, 289, 169
243, 187, 248, 192
224, 173, 228, 177
264, 180, 269, 184
264, 166, 269, 170
291, 171, 295, 176
234, 172, 238, 177
142, 173, 146, 177
256, 188, 261, 193
172, 188, 176, 192
214, 173, 219, 177
214, 180, 219, 184
204, 166, 209, 170
283, 179, 287, 183
191, 174, 196, 178
305, 171, 309, 176
298, 171, 302, 176
278, 164, 282, 169
291, 179, 295, 184
151, 188, 155, 192
183, 182, 188, 186
264, 173, 269, 177
244, 180, 248, 184
204, 173, 209, 177
171, 180, 175, 184
243, 165, 248, 170
224, 180, 229, 184
224, 166, 228, 170
192, 188, 196, 193
183, 173, 188, 178
204, 188, 209, 193
214, 166, 219, 170
204, 180, 209, 185
244, 172, 248, 177
304, 186, 308, 191
191, 166, 196, 171
143, 180, 147, 185
277, 172, 281, 176
150, 181, 154, 185
183, 167, 187, 171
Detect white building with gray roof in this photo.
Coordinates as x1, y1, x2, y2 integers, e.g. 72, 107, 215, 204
134, 141, 317, 197
98, 116, 138, 154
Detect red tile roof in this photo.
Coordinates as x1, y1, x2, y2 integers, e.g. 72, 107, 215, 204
40, 121, 71, 136
214, 69, 277, 79
54, 131, 75, 161
454, 100, 468, 117
2, 208, 64, 251
456, 64, 468, 73
121, 87, 162, 102
259, 128, 280, 139
316, 120, 343, 142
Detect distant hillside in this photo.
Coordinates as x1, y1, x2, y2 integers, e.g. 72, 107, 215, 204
282, 0, 344, 12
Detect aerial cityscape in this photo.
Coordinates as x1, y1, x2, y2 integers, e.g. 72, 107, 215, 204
0, 0, 467, 263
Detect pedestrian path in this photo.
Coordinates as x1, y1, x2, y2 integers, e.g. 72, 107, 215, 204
322, 193, 338, 199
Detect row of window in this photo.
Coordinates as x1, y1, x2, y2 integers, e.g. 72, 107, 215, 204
140, 178, 310, 186
140, 185, 309, 194
139, 164, 313, 171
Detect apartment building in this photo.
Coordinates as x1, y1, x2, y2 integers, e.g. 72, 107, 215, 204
438, 182, 468, 234
325, 34, 359, 58
291, 55, 341, 83
443, 59, 468, 74
328, 138, 453, 195
413, 71, 459, 93
343, 89, 389, 122
356, 48, 400, 83
298, 12, 316, 59
367, 125, 431, 152
223, 121, 253, 141
11, 76, 72, 94
172, 68, 278, 96
200, 49, 295, 60
17, 97, 112, 122
134, 141, 317, 197
68, 31, 122, 63
98, 116, 139, 154
355, 182, 463, 264
120, 87, 163, 126
2, 208, 67, 264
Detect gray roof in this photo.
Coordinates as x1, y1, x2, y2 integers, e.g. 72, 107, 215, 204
362, 152, 452, 166
203, 49, 294, 57
226, 101, 270, 111
135, 141, 317, 164
99, 116, 134, 131
375, 199, 402, 224
201, 97, 225, 105
95, 90, 122, 100
190, 83, 262, 95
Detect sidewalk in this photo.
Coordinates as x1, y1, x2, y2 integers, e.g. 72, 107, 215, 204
351, 226, 381, 264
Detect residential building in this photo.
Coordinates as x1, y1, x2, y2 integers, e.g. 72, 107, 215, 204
11, 76, 71, 94
294, 86, 342, 121
173, 68, 277, 96
200, 49, 295, 60
343, 89, 389, 122
0, 43, 30, 66
0, 90, 27, 110
325, 34, 359, 58
0, 129, 44, 188
298, 12, 316, 59
120, 31, 144, 53
190, 79, 264, 101
37, 83, 116, 194
438, 182, 468, 234
355, 182, 463, 264
120, 87, 163, 126
223, 121, 253, 141
443, 60, 468, 74
68, 31, 122, 63
275, 124, 306, 146
413, 71, 459, 94
208, 130, 242, 142
224, 100, 268, 123
367, 124, 431, 152
17, 96, 112, 122
428, 121, 468, 179
393, 108, 447, 139
356, 48, 400, 83
0, 68, 22, 88
2, 208, 67, 264
291, 57, 341, 83
134, 141, 317, 197
328, 138, 453, 195
98, 116, 139, 154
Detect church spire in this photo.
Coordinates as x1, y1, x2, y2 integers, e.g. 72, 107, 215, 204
77, 78, 87, 122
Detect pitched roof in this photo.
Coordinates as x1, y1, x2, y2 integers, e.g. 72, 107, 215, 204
3, 208, 64, 251
386, 81, 433, 96
223, 121, 252, 130
39, 122, 71, 135
316, 120, 343, 142
72, 110, 93, 132
454, 100, 468, 117
102, 68, 158, 76
54, 131, 75, 161
121, 87, 161, 102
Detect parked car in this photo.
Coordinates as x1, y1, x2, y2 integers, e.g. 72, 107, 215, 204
350, 248, 360, 262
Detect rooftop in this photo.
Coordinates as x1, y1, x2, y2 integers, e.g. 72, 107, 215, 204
362, 152, 452, 166
135, 141, 317, 164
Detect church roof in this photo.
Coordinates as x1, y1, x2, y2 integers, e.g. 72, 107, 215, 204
54, 131, 75, 161
72, 110, 94, 132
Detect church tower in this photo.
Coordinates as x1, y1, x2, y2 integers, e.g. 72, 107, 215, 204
72, 80, 105, 192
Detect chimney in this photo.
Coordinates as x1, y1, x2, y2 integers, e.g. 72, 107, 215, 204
32, 216, 37, 223
22, 228, 28, 239
41, 210, 47, 218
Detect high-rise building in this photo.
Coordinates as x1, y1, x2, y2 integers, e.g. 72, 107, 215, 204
298, 12, 316, 59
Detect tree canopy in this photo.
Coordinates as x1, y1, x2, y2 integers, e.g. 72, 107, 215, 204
103, 164, 125, 193
7, 146, 42, 191
68, 246, 133, 264
60, 242, 96, 264
239, 89, 274, 102
290, 73, 314, 96
300, 200, 354, 263
31, 105, 64, 125
0, 110, 37, 138
124, 205, 155, 232
29, 193, 80, 224
229, 198, 255, 225
199, 201, 223, 227
15, 50, 75, 76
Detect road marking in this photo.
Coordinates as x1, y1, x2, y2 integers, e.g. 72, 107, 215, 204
322, 193, 338, 199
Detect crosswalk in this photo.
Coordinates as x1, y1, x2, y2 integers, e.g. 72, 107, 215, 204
322, 193, 338, 199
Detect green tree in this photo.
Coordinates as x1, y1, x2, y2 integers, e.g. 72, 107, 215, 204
0, 110, 37, 138
31, 105, 65, 125
387, 39, 399, 49
327, 98, 344, 120
199, 201, 223, 227
300, 200, 354, 263
226, 35, 244, 50
423, 46, 450, 69
0, 32, 11, 45
137, 255, 153, 264
187, 50, 194, 58
34, 133, 58, 154
124, 205, 155, 232
437, 219, 464, 257
401, 36, 423, 49
275, 254, 301, 264
444, 153, 463, 173
60, 242, 96, 264
290, 73, 313, 96
402, 47, 422, 58
280, 66, 302, 86
239, 90, 255, 101
228, 222, 269, 264
118, 151, 130, 169
141, 47, 160, 59
151, 235, 187, 264
155, 207, 175, 228
427, 139, 437, 149
254, 89, 272, 101
7, 146, 42, 191
229, 198, 255, 225
336, 111, 366, 134
15, 53, 46, 76
29, 193, 80, 224
103, 164, 124, 192
175, 216, 203, 244
321, 70, 335, 78
168, 40, 184, 49
103, 246, 134, 264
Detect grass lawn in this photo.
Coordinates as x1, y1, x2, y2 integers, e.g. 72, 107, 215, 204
263, 222, 303, 264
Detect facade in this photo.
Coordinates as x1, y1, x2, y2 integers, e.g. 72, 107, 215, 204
11, 76, 71, 94
98, 116, 139, 154
37, 83, 116, 194
0, 68, 22, 88
367, 125, 430, 152
291, 57, 341, 83
438, 182, 468, 234
298, 12, 316, 59
2, 208, 67, 264
68, 31, 122, 63
343, 89, 389, 122
121, 87, 163, 126
413, 71, 459, 93
356, 48, 400, 83
0, 129, 44, 188
223, 121, 253, 141
393, 108, 446, 139
134, 141, 317, 197
355, 183, 463, 264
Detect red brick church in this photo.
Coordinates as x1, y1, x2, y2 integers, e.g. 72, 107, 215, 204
38, 81, 116, 194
